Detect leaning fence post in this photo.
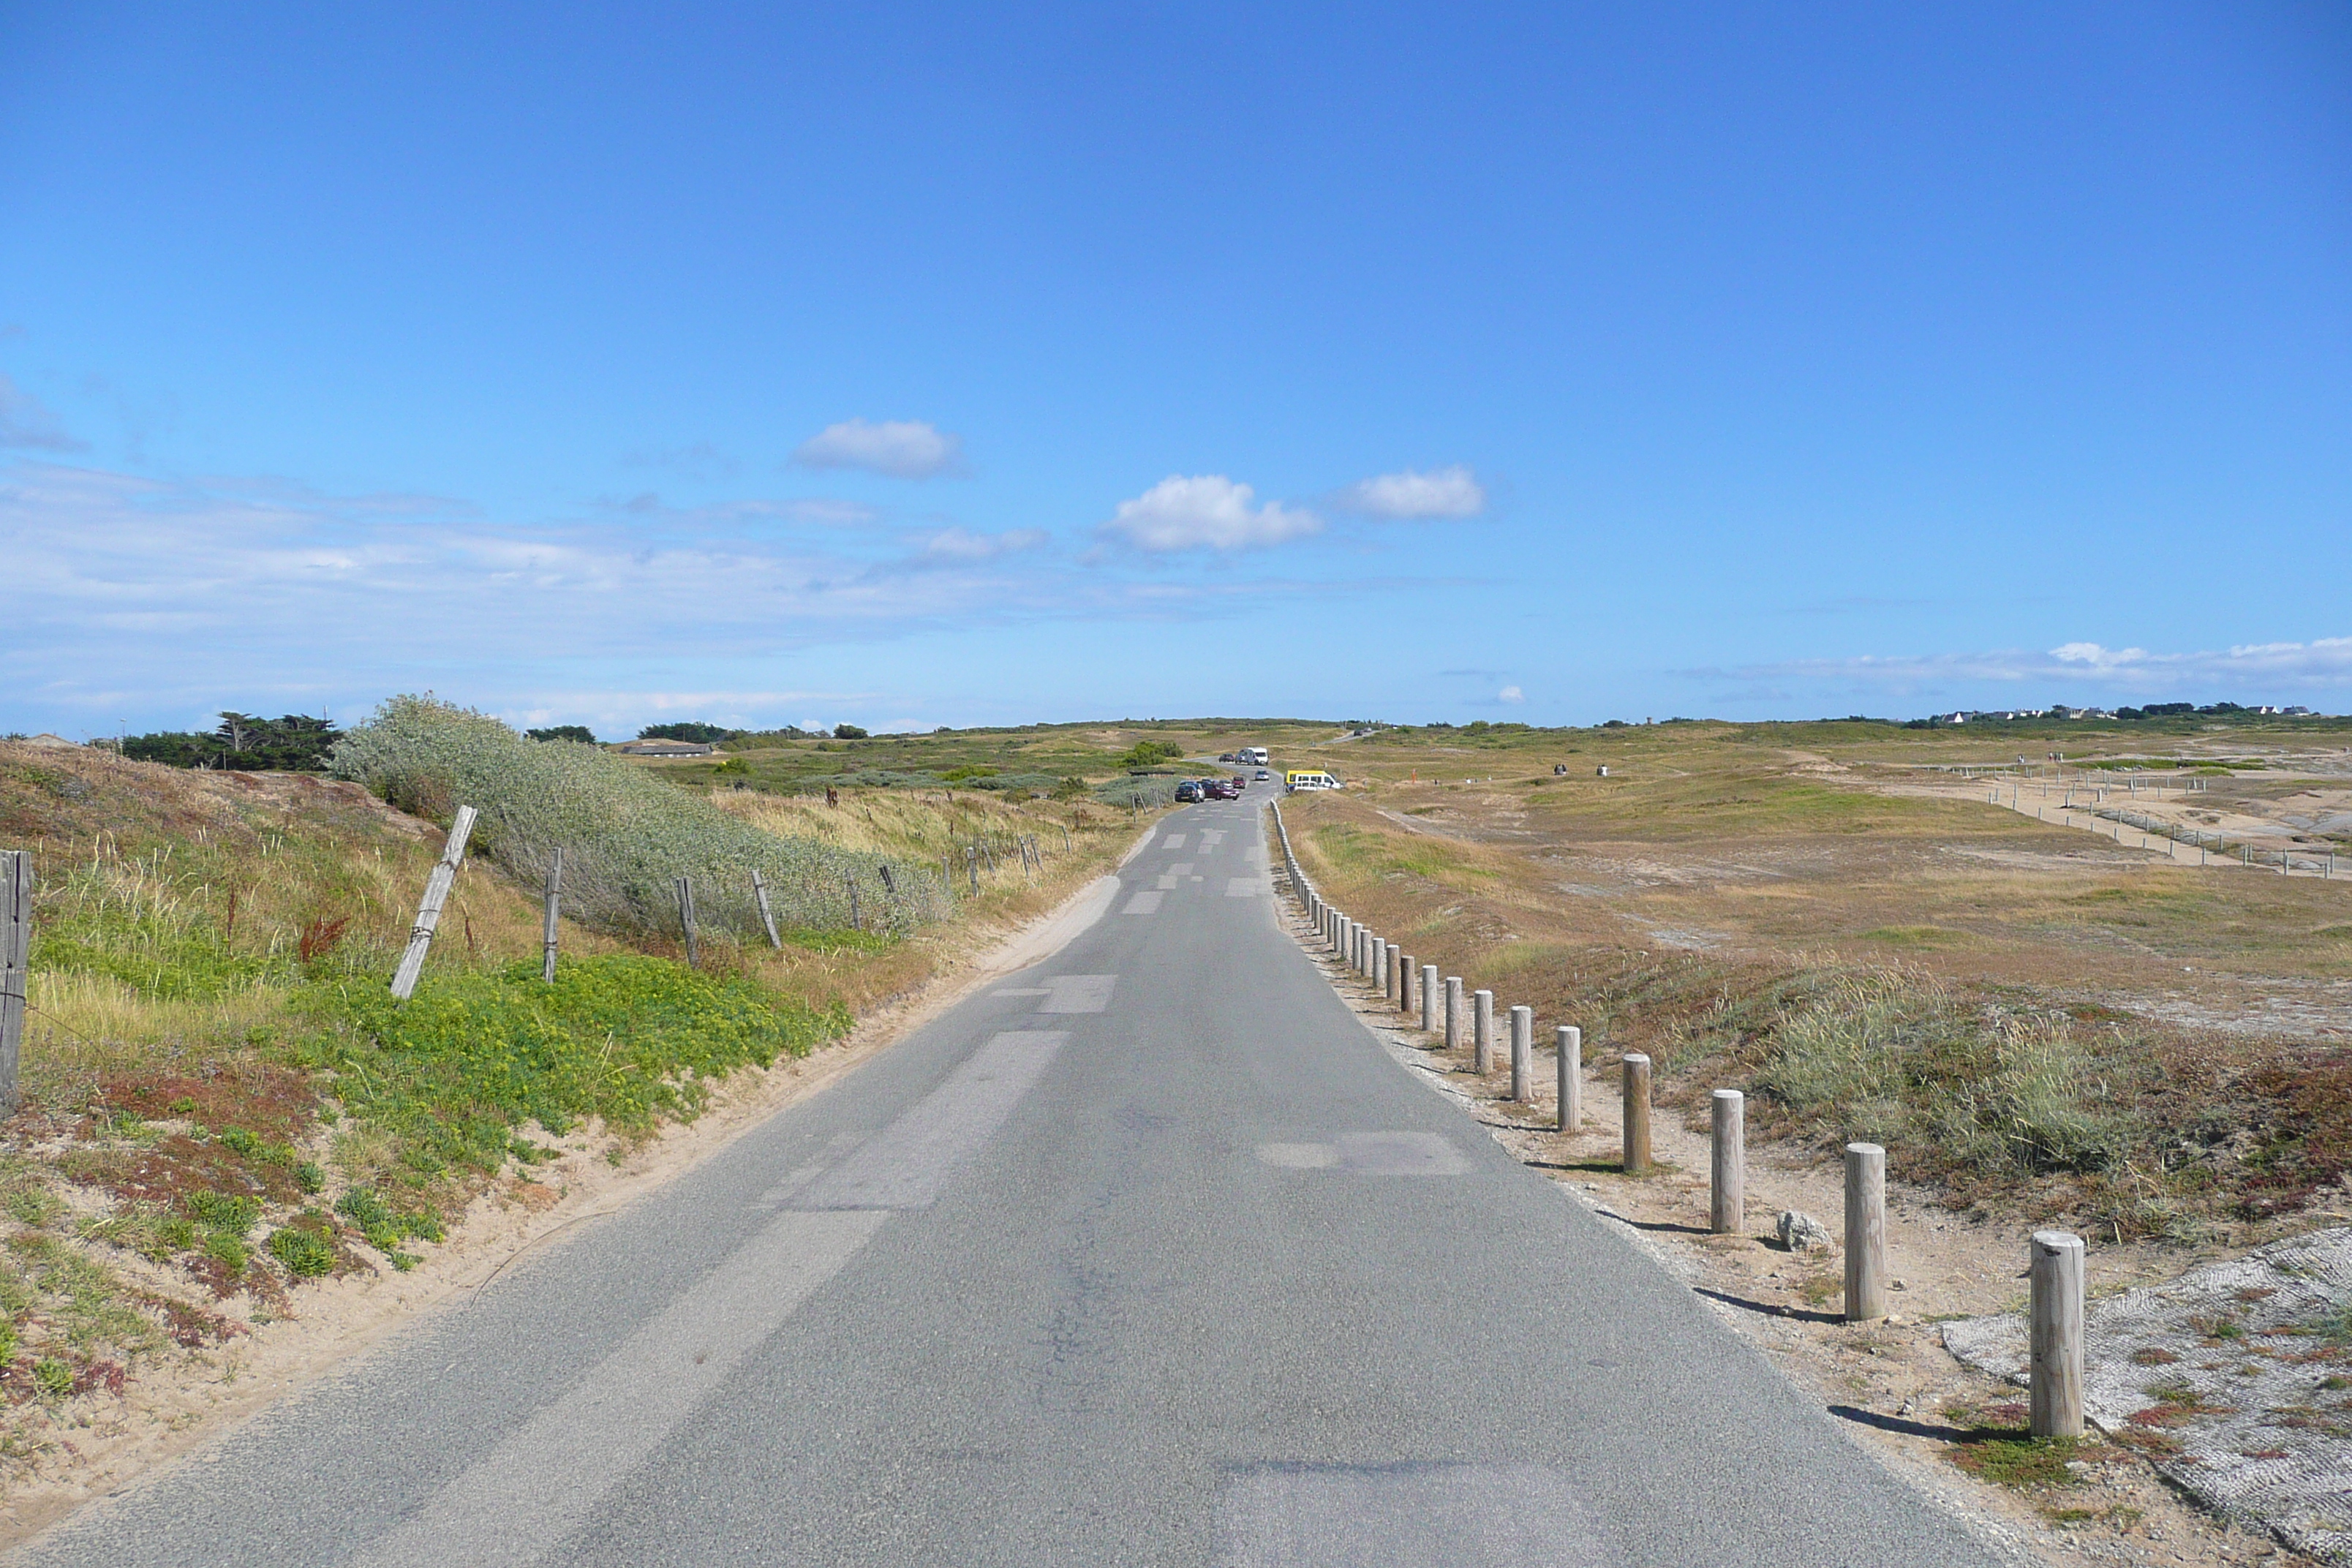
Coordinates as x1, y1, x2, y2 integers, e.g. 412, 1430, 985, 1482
752, 868, 783, 949
1472, 989, 1495, 1075
1509, 1005, 1532, 1101
1711, 1090, 1744, 1233
676, 875, 699, 969
2029, 1231, 2087, 1438
1556, 1026, 1580, 1131
0, 851, 29, 1109
1844, 1143, 1887, 1322
540, 848, 562, 983
1444, 976, 1465, 1053
391, 806, 478, 1000
1622, 1053, 1652, 1174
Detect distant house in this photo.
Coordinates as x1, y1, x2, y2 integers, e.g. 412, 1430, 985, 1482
614, 740, 715, 758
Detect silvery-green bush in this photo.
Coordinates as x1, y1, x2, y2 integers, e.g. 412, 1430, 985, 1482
331, 696, 943, 940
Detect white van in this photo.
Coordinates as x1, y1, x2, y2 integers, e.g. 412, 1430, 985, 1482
1284, 769, 1339, 793
1240, 747, 1270, 766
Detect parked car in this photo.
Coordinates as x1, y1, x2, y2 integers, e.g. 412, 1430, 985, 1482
1217, 753, 1236, 763
1206, 779, 1238, 799
1175, 780, 1204, 802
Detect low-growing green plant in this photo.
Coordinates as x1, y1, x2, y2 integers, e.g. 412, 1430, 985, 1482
293, 954, 846, 1175
32, 1357, 74, 1396
186, 1192, 260, 1235
266, 1224, 335, 1278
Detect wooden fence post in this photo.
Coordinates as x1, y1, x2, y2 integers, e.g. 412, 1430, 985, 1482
752, 868, 783, 949
676, 876, 699, 969
2029, 1231, 2087, 1438
391, 806, 478, 1000
1556, 1026, 1580, 1131
1710, 1090, 1744, 1233
1844, 1143, 1887, 1322
0, 851, 28, 1109
540, 848, 562, 983
1621, 1053, 1652, 1173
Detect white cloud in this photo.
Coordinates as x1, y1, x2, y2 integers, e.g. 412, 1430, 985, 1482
0, 374, 87, 453
906, 526, 1049, 564
1498, 685, 1525, 704
1338, 464, 1485, 519
791, 418, 965, 479
1702, 636, 2352, 692
1098, 475, 1321, 552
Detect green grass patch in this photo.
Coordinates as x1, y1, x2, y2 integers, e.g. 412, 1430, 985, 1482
294, 954, 848, 1175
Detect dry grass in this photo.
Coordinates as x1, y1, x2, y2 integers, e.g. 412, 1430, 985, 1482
1278, 718, 2352, 1243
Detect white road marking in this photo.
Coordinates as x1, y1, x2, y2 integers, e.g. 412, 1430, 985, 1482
1250, 1132, 1468, 1176
1039, 975, 1116, 1014
991, 987, 1050, 997
347, 1208, 886, 1568
1225, 878, 1261, 897
1169, 862, 1194, 875
1123, 890, 1164, 914
796, 1032, 1068, 1210
1162, 834, 1186, 848
1157, 874, 1179, 889
1218, 1463, 1602, 1567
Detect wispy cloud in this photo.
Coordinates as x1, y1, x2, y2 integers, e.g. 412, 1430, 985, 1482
1098, 475, 1320, 552
0, 375, 87, 453
791, 418, 965, 479
1498, 685, 1525, 703
1689, 637, 2352, 694
1335, 464, 1485, 520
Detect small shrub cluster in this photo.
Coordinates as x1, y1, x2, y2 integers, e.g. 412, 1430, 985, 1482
329, 696, 944, 940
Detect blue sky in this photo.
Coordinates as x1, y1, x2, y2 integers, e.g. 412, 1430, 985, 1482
2, 2, 2348, 739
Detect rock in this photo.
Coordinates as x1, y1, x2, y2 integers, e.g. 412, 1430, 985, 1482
1778, 1210, 1834, 1252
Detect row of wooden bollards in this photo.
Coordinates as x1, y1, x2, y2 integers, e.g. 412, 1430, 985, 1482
1271, 807, 2087, 1444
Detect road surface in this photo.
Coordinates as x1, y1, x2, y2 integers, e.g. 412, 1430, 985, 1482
17, 785, 2006, 1567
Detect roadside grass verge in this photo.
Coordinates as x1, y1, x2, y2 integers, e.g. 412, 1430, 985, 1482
0, 736, 1156, 1483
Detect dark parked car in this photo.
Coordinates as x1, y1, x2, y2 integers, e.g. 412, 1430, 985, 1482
1175, 780, 1204, 802
1205, 779, 1237, 799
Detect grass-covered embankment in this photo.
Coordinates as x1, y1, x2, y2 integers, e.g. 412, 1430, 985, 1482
0, 717, 1150, 1482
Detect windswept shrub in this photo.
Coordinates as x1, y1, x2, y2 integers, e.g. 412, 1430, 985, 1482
329, 696, 943, 939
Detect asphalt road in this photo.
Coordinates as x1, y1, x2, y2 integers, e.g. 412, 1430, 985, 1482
18, 785, 2008, 1567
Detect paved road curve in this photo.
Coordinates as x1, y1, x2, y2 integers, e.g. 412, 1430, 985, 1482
18, 786, 2007, 1567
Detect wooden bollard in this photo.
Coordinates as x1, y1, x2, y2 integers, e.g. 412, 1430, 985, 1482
1420, 965, 1439, 1032
1621, 1054, 1652, 1174
1399, 951, 1417, 1014
1444, 976, 1464, 1052
1509, 1005, 1532, 1101
1710, 1090, 1744, 1234
1844, 1143, 1886, 1322
1471, 990, 1495, 1075
2029, 1231, 2086, 1438
1556, 1026, 1580, 1131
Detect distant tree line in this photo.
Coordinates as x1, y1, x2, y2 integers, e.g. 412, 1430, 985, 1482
121, 712, 338, 771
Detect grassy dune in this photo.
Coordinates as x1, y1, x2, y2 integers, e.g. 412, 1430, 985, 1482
0, 731, 1150, 1474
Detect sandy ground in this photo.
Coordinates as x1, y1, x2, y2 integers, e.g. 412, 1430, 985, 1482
1278, 886, 2328, 1567
0, 835, 1150, 1551
1885, 772, 2351, 880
